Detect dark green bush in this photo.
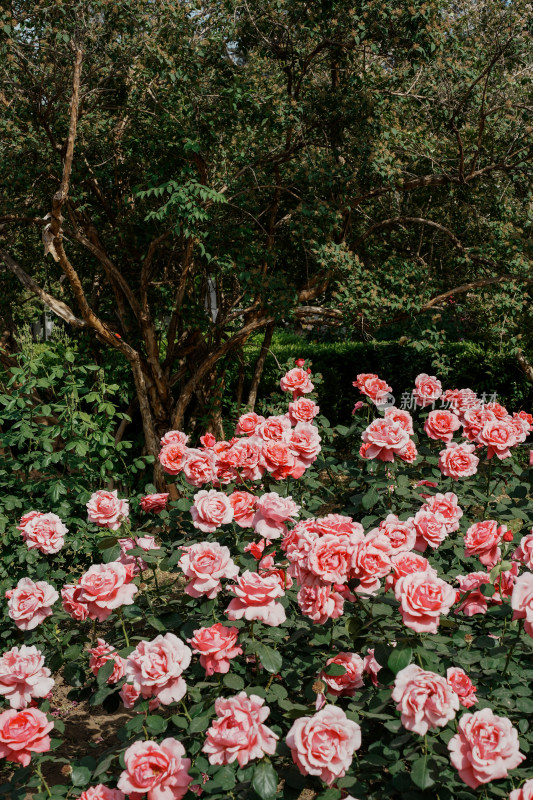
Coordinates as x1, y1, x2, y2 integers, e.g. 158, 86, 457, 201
235, 338, 533, 424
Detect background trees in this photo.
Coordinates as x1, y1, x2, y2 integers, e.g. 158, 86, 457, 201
1, 0, 532, 477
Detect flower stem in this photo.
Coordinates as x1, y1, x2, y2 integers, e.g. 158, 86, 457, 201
36, 764, 52, 798
117, 611, 130, 647
502, 620, 524, 676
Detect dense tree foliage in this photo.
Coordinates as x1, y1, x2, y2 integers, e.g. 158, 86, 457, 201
1, 0, 532, 477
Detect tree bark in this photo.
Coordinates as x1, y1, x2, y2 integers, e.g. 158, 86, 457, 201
247, 321, 275, 410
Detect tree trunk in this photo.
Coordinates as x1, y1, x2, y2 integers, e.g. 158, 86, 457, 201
516, 349, 533, 383
129, 355, 167, 489
247, 321, 275, 410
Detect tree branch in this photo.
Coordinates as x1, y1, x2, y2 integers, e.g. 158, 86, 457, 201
0, 248, 86, 328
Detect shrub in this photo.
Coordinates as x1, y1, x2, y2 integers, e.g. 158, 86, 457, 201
0, 361, 532, 800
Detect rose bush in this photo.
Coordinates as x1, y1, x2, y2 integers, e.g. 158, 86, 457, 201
0, 359, 532, 800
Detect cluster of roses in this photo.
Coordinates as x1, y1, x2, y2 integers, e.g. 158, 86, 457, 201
356, 372, 532, 475
392, 665, 525, 790
158, 367, 321, 484
65, 697, 361, 800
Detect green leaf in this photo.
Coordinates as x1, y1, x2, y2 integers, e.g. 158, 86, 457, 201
189, 715, 211, 733
252, 762, 278, 800
97, 660, 116, 686
71, 766, 91, 787
411, 757, 435, 790
146, 714, 168, 734
388, 646, 413, 674
223, 673, 245, 690
211, 765, 236, 790
323, 663, 347, 677
255, 644, 282, 674
362, 488, 379, 510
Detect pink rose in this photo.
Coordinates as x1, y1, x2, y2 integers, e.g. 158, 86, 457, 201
376, 514, 416, 553
116, 535, 158, 575
181, 448, 216, 487
158, 442, 187, 475
413, 373, 442, 407
125, 634, 191, 705
87, 490, 129, 531
118, 739, 192, 800
424, 409, 461, 443
395, 571, 456, 633
511, 572, 533, 636
178, 542, 239, 599
252, 492, 300, 539
510, 779, 533, 800
306, 534, 358, 584
188, 624, 242, 676
203, 692, 278, 767
88, 639, 126, 684
262, 440, 299, 480
421, 492, 463, 532
190, 490, 233, 533
6, 578, 58, 631
385, 407, 414, 433
350, 532, 392, 595
119, 683, 161, 711
455, 572, 491, 616
447, 667, 477, 708
513, 532, 533, 570
80, 786, 125, 800
235, 411, 265, 436
20, 512, 67, 554
257, 415, 292, 442
290, 422, 322, 469
0, 707, 53, 766
477, 418, 517, 460
297, 584, 344, 624
320, 652, 365, 696
16, 510, 43, 532
200, 433, 216, 448
462, 406, 496, 441
353, 373, 392, 406
386, 552, 435, 590
288, 398, 320, 424
361, 418, 411, 462
280, 367, 314, 398
352, 401, 364, 413
227, 436, 265, 481
244, 539, 266, 559
413, 509, 448, 551
226, 571, 286, 626
0, 646, 54, 709
61, 582, 89, 621
397, 439, 418, 463
160, 430, 189, 447
448, 708, 524, 788
229, 491, 257, 528
315, 515, 365, 538
442, 387, 479, 418
392, 665, 459, 735
363, 649, 382, 686
77, 562, 138, 622
438, 442, 479, 479
464, 520, 506, 567
140, 493, 169, 513
286, 705, 361, 785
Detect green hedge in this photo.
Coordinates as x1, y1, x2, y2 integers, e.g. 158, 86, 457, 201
235, 339, 532, 424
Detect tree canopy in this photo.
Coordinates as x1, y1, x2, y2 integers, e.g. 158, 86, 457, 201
1, 0, 532, 478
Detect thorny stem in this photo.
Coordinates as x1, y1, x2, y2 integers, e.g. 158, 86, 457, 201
36, 764, 52, 798
181, 700, 192, 722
